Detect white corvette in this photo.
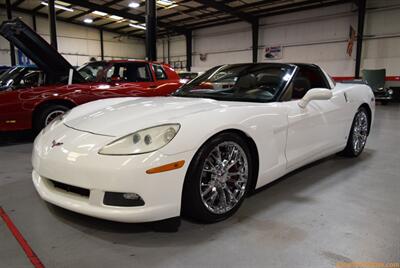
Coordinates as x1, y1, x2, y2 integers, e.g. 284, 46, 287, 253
32, 63, 375, 223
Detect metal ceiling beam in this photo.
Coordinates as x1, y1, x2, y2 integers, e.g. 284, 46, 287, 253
0, 4, 144, 39
60, 0, 188, 34
191, 0, 256, 24
67, 0, 124, 20
11, 0, 25, 8
177, 0, 352, 31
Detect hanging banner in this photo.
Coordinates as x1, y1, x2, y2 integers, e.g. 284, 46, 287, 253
264, 45, 283, 60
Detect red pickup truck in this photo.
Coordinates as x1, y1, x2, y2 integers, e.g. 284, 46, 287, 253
0, 19, 181, 132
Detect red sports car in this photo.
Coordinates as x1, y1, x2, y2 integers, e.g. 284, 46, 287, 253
0, 19, 181, 132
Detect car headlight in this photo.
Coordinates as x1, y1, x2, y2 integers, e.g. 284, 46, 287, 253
388, 89, 394, 95
99, 124, 180, 155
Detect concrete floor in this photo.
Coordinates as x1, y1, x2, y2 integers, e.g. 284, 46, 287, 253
0, 105, 399, 268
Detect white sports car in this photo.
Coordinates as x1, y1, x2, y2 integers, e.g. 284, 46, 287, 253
32, 63, 375, 223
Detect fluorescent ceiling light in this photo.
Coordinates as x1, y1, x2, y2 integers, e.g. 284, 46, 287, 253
109, 15, 124, 20
92, 10, 108, 16
83, 18, 93, 24
129, 23, 146, 30
41, 1, 74, 12
129, 2, 140, 8
157, 0, 175, 6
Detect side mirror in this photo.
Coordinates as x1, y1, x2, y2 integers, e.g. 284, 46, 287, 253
298, 88, 332, 108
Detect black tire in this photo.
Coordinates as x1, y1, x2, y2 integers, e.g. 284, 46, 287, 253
33, 104, 70, 134
342, 107, 369, 157
182, 132, 253, 223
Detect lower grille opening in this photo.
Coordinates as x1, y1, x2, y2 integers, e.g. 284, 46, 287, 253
50, 180, 90, 198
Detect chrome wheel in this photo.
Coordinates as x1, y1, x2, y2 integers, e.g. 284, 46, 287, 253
45, 110, 65, 126
200, 141, 249, 214
352, 111, 368, 154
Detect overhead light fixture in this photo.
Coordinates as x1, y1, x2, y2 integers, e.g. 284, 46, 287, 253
129, 23, 146, 30
92, 10, 108, 16
157, 0, 175, 6
41, 1, 74, 12
128, 2, 140, 8
109, 15, 124, 20
83, 18, 93, 24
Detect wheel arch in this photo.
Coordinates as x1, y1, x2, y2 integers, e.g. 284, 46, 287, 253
32, 99, 77, 122
186, 128, 260, 193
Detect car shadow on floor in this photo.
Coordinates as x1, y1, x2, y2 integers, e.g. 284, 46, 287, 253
44, 149, 374, 247
0, 131, 35, 147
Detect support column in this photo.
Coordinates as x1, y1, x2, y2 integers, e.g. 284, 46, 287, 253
32, 13, 37, 32
5, 0, 16, 66
355, 0, 366, 78
48, 0, 58, 50
145, 0, 157, 61
186, 31, 192, 71
252, 19, 259, 63
167, 35, 171, 64
100, 30, 104, 60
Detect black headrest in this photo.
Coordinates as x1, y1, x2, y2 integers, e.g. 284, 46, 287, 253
235, 74, 257, 90
256, 74, 281, 86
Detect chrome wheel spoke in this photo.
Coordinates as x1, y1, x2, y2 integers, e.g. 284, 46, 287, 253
199, 141, 249, 214
352, 111, 368, 154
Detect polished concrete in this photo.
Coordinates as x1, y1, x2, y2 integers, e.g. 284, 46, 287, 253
0, 105, 399, 268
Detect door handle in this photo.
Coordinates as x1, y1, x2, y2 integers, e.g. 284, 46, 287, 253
149, 85, 157, 89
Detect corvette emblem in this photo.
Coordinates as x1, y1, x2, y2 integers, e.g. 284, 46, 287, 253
51, 140, 63, 148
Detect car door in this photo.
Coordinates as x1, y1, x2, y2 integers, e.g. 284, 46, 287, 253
0, 70, 42, 131
283, 65, 347, 170
151, 64, 181, 95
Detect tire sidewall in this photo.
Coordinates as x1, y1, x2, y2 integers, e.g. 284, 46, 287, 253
34, 105, 69, 133
182, 132, 253, 222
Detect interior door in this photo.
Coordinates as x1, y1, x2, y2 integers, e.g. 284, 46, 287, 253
284, 66, 347, 170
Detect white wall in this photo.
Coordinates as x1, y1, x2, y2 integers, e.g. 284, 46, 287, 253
190, 0, 400, 76
0, 10, 145, 66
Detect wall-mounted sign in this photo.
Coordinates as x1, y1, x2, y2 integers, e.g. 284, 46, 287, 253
264, 45, 283, 60
347, 26, 356, 57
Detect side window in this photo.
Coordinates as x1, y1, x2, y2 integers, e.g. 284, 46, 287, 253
153, 65, 168, 80
18, 71, 40, 89
285, 67, 330, 100
106, 63, 152, 82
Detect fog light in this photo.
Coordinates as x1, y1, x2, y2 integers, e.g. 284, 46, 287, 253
104, 192, 144, 207
123, 193, 140, 200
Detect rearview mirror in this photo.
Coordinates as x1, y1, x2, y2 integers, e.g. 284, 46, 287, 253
298, 88, 332, 108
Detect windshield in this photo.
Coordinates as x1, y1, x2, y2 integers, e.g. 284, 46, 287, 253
173, 64, 296, 102
77, 61, 108, 82
0, 67, 32, 89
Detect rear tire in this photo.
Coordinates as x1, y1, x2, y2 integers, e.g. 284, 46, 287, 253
33, 104, 70, 134
182, 132, 253, 223
342, 107, 369, 157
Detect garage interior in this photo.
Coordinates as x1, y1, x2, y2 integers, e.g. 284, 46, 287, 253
0, 0, 399, 267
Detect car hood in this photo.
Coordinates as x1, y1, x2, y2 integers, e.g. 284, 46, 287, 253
0, 19, 84, 83
64, 97, 224, 137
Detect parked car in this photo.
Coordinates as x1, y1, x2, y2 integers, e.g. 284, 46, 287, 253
0, 19, 181, 132
362, 69, 393, 104
0, 65, 10, 76
32, 63, 375, 223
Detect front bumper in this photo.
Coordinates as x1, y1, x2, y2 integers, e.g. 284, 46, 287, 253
373, 91, 393, 100
32, 123, 193, 223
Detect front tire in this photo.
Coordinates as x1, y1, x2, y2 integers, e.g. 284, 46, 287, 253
182, 132, 253, 223
342, 107, 369, 157
33, 104, 70, 134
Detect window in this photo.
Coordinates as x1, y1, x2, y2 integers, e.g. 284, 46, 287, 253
174, 64, 296, 103
153, 65, 168, 80
106, 62, 152, 82
282, 65, 330, 101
